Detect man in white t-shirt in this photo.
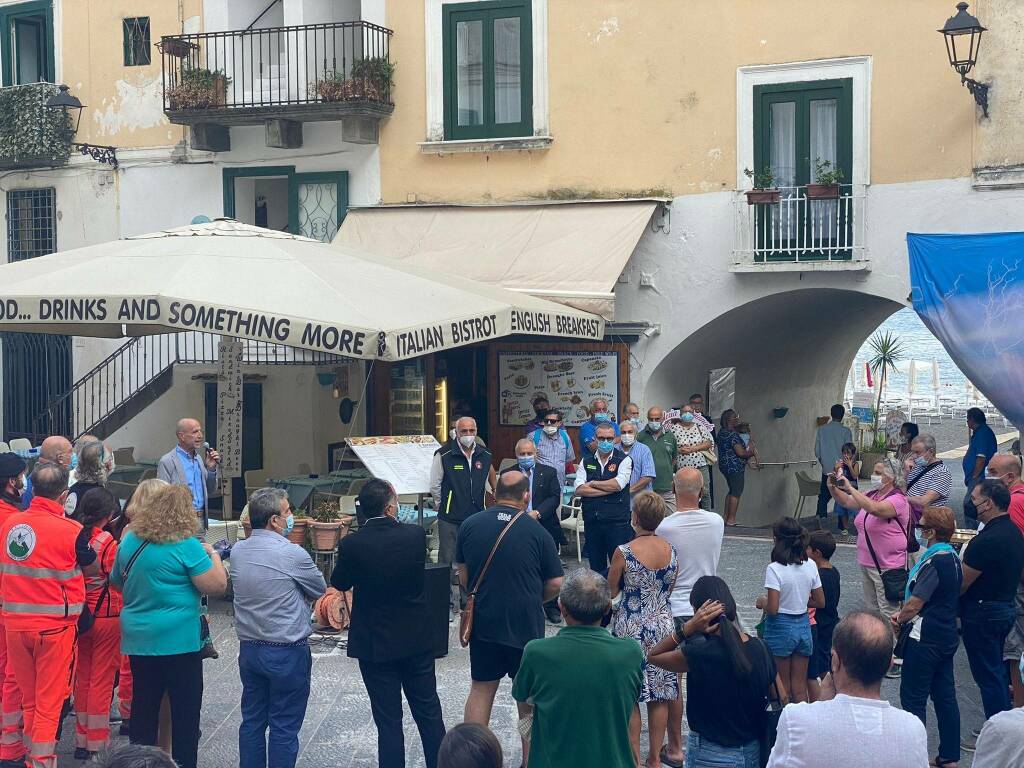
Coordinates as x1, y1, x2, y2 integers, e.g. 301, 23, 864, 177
767, 611, 929, 768
654, 467, 724, 767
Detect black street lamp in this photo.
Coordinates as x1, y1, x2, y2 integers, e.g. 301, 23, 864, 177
44, 84, 119, 168
939, 2, 989, 117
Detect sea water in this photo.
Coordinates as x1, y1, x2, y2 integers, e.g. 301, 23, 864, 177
850, 307, 969, 399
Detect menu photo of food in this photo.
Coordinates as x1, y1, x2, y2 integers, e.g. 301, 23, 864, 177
498, 352, 618, 427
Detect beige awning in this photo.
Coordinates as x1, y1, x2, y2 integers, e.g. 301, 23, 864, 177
333, 200, 658, 318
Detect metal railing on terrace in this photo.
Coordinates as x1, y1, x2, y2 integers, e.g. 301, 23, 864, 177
733, 184, 867, 267
159, 21, 393, 117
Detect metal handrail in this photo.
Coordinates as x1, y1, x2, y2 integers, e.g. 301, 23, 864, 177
753, 459, 820, 469
245, 0, 282, 31
160, 21, 394, 113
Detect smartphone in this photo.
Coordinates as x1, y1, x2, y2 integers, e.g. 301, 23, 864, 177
827, 472, 838, 482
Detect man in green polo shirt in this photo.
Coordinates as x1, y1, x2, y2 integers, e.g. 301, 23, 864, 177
637, 405, 679, 506
512, 569, 642, 768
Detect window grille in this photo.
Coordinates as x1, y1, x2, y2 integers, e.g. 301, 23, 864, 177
123, 17, 151, 66
7, 188, 56, 262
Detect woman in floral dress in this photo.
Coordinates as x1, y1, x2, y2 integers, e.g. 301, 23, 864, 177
609, 491, 679, 768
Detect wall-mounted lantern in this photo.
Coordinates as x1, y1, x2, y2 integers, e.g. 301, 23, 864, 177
938, 2, 989, 117
45, 85, 120, 168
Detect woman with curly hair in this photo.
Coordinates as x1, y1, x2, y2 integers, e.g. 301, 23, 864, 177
110, 485, 227, 768
66, 439, 110, 516
608, 491, 678, 768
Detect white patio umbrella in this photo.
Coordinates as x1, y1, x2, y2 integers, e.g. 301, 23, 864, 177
931, 359, 941, 393
907, 359, 917, 397
0, 220, 605, 360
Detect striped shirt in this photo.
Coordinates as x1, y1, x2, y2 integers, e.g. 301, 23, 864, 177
906, 461, 952, 507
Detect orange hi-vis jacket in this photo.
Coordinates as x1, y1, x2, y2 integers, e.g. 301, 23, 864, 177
0, 496, 86, 631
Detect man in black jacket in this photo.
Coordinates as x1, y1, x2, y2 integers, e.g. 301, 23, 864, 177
428, 416, 496, 613
331, 479, 446, 768
501, 438, 564, 624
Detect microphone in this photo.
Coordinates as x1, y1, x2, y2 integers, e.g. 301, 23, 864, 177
203, 441, 220, 463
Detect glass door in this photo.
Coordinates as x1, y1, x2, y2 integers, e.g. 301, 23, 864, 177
293, 172, 348, 242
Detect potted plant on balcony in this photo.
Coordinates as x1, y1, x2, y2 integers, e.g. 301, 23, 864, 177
156, 37, 197, 58
286, 512, 311, 546
166, 66, 231, 110
350, 56, 395, 101
309, 498, 354, 551
742, 167, 780, 205
806, 159, 844, 200
314, 71, 348, 102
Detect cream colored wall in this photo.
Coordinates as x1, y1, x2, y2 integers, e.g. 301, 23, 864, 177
972, 0, 1023, 170
380, 0, 983, 203
61, 0, 203, 149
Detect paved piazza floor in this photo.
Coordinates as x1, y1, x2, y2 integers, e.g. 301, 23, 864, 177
50, 529, 987, 767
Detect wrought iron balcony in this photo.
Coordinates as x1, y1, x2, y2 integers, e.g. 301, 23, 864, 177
0, 83, 72, 170
732, 184, 868, 272
159, 21, 394, 128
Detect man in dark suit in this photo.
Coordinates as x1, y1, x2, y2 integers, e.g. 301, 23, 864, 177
331, 479, 446, 768
501, 438, 564, 624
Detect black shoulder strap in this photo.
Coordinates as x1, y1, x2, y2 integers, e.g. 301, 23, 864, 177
906, 462, 943, 493
121, 540, 150, 582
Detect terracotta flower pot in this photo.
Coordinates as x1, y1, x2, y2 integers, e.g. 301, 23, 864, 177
806, 184, 840, 200
287, 517, 310, 546
310, 517, 354, 551
745, 188, 781, 206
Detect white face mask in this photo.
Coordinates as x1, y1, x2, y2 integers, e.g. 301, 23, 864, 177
458, 435, 476, 449
869, 474, 884, 488
621, 433, 636, 447
543, 424, 558, 436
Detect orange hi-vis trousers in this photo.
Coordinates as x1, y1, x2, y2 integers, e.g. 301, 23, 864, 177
117, 654, 132, 721
0, 620, 25, 762
74, 617, 120, 753
6, 626, 76, 768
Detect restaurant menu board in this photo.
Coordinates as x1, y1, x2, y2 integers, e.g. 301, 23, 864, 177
345, 435, 442, 496
216, 339, 244, 478
499, 351, 618, 427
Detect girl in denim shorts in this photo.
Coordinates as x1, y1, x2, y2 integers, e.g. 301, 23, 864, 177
756, 517, 826, 704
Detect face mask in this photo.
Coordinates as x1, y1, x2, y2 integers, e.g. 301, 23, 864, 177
621, 433, 636, 447
594, 412, 611, 423
631, 417, 642, 427
597, 439, 615, 454
913, 456, 927, 468
869, 474, 884, 488
543, 425, 558, 436
70, 453, 78, 470
648, 421, 662, 432
458, 435, 476, 449
681, 413, 695, 424
449, 428, 457, 440
283, 513, 294, 536
518, 456, 535, 471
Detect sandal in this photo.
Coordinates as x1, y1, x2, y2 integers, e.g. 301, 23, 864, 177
659, 747, 684, 768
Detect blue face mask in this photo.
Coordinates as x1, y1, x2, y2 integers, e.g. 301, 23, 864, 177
597, 439, 615, 454
913, 456, 927, 468
283, 513, 294, 536
518, 456, 536, 471
594, 412, 611, 423
681, 413, 695, 424
70, 453, 78, 470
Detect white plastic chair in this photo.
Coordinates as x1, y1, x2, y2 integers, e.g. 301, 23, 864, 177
793, 471, 821, 521
8, 438, 32, 453
559, 497, 585, 562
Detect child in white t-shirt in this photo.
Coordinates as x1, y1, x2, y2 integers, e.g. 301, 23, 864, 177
756, 516, 825, 704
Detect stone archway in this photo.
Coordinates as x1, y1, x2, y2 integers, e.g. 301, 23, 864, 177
641, 287, 905, 526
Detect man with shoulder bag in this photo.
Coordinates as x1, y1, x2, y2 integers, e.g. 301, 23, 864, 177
455, 472, 563, 767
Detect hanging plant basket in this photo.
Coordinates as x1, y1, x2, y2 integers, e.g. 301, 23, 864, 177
805, 184, 840, 200
158, 38, 197, 58
745, 188, 780, 206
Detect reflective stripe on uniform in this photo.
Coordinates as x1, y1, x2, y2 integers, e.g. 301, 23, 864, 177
1, 564, 82, 581
0, 711, 21, 727
2, 602, 83, 616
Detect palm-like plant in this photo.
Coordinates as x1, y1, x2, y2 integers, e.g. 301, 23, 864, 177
867, 331, 905, 438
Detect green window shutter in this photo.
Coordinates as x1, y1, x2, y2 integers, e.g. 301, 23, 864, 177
442, 0, 533, 140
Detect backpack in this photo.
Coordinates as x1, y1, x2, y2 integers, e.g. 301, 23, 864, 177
532, 428, 571, 452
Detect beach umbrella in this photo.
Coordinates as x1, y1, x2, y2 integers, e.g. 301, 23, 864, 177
865, 362, 873, 388
931, 359, 941, 392
0, 220, 605, 361
907, 359, 917, 397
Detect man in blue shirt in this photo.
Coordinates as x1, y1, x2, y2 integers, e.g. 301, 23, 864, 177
156, 418, 220, 526
578, 397, 620, 456
618, 419, 656, 507
963, 407, 998, 529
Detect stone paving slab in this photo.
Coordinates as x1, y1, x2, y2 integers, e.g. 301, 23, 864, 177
48, 533, 984, 767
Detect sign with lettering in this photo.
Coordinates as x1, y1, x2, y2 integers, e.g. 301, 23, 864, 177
498, 351, 619, 427
216, 339, 244, 478
0, 296, 605, 361
345, 435, 442, 496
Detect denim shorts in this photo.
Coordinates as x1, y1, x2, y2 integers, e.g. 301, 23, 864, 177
762, 612, 812, 658
686, 732, 760, 768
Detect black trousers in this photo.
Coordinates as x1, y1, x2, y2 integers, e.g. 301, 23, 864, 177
129, 652, 204, 768
358, 652, 446, 768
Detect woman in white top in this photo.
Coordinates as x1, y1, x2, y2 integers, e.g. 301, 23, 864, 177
756, 517, 824, 704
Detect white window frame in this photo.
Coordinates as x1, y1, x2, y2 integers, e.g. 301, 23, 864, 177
736, 56, 871, 188
423, 0, 549, 145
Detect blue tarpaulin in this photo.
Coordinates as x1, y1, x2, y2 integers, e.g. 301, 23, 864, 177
907, 232, 1024, 429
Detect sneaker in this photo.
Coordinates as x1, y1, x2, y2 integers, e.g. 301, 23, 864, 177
960, 736, 976, 753
119, 721, 130, 737
74, 748, 94, 761
544, 607, 563, 625
885, 664, 902, 679
971, 725, 982, 737
199, 642, 220, 661
0, 758, 27, 768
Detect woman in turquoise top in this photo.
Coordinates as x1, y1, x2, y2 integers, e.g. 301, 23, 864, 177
111, 484, 227, 768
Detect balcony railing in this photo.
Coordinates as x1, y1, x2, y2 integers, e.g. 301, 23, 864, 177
160, 21, 393, 125
0, 83, 72, 170
732, 184, 867, 269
